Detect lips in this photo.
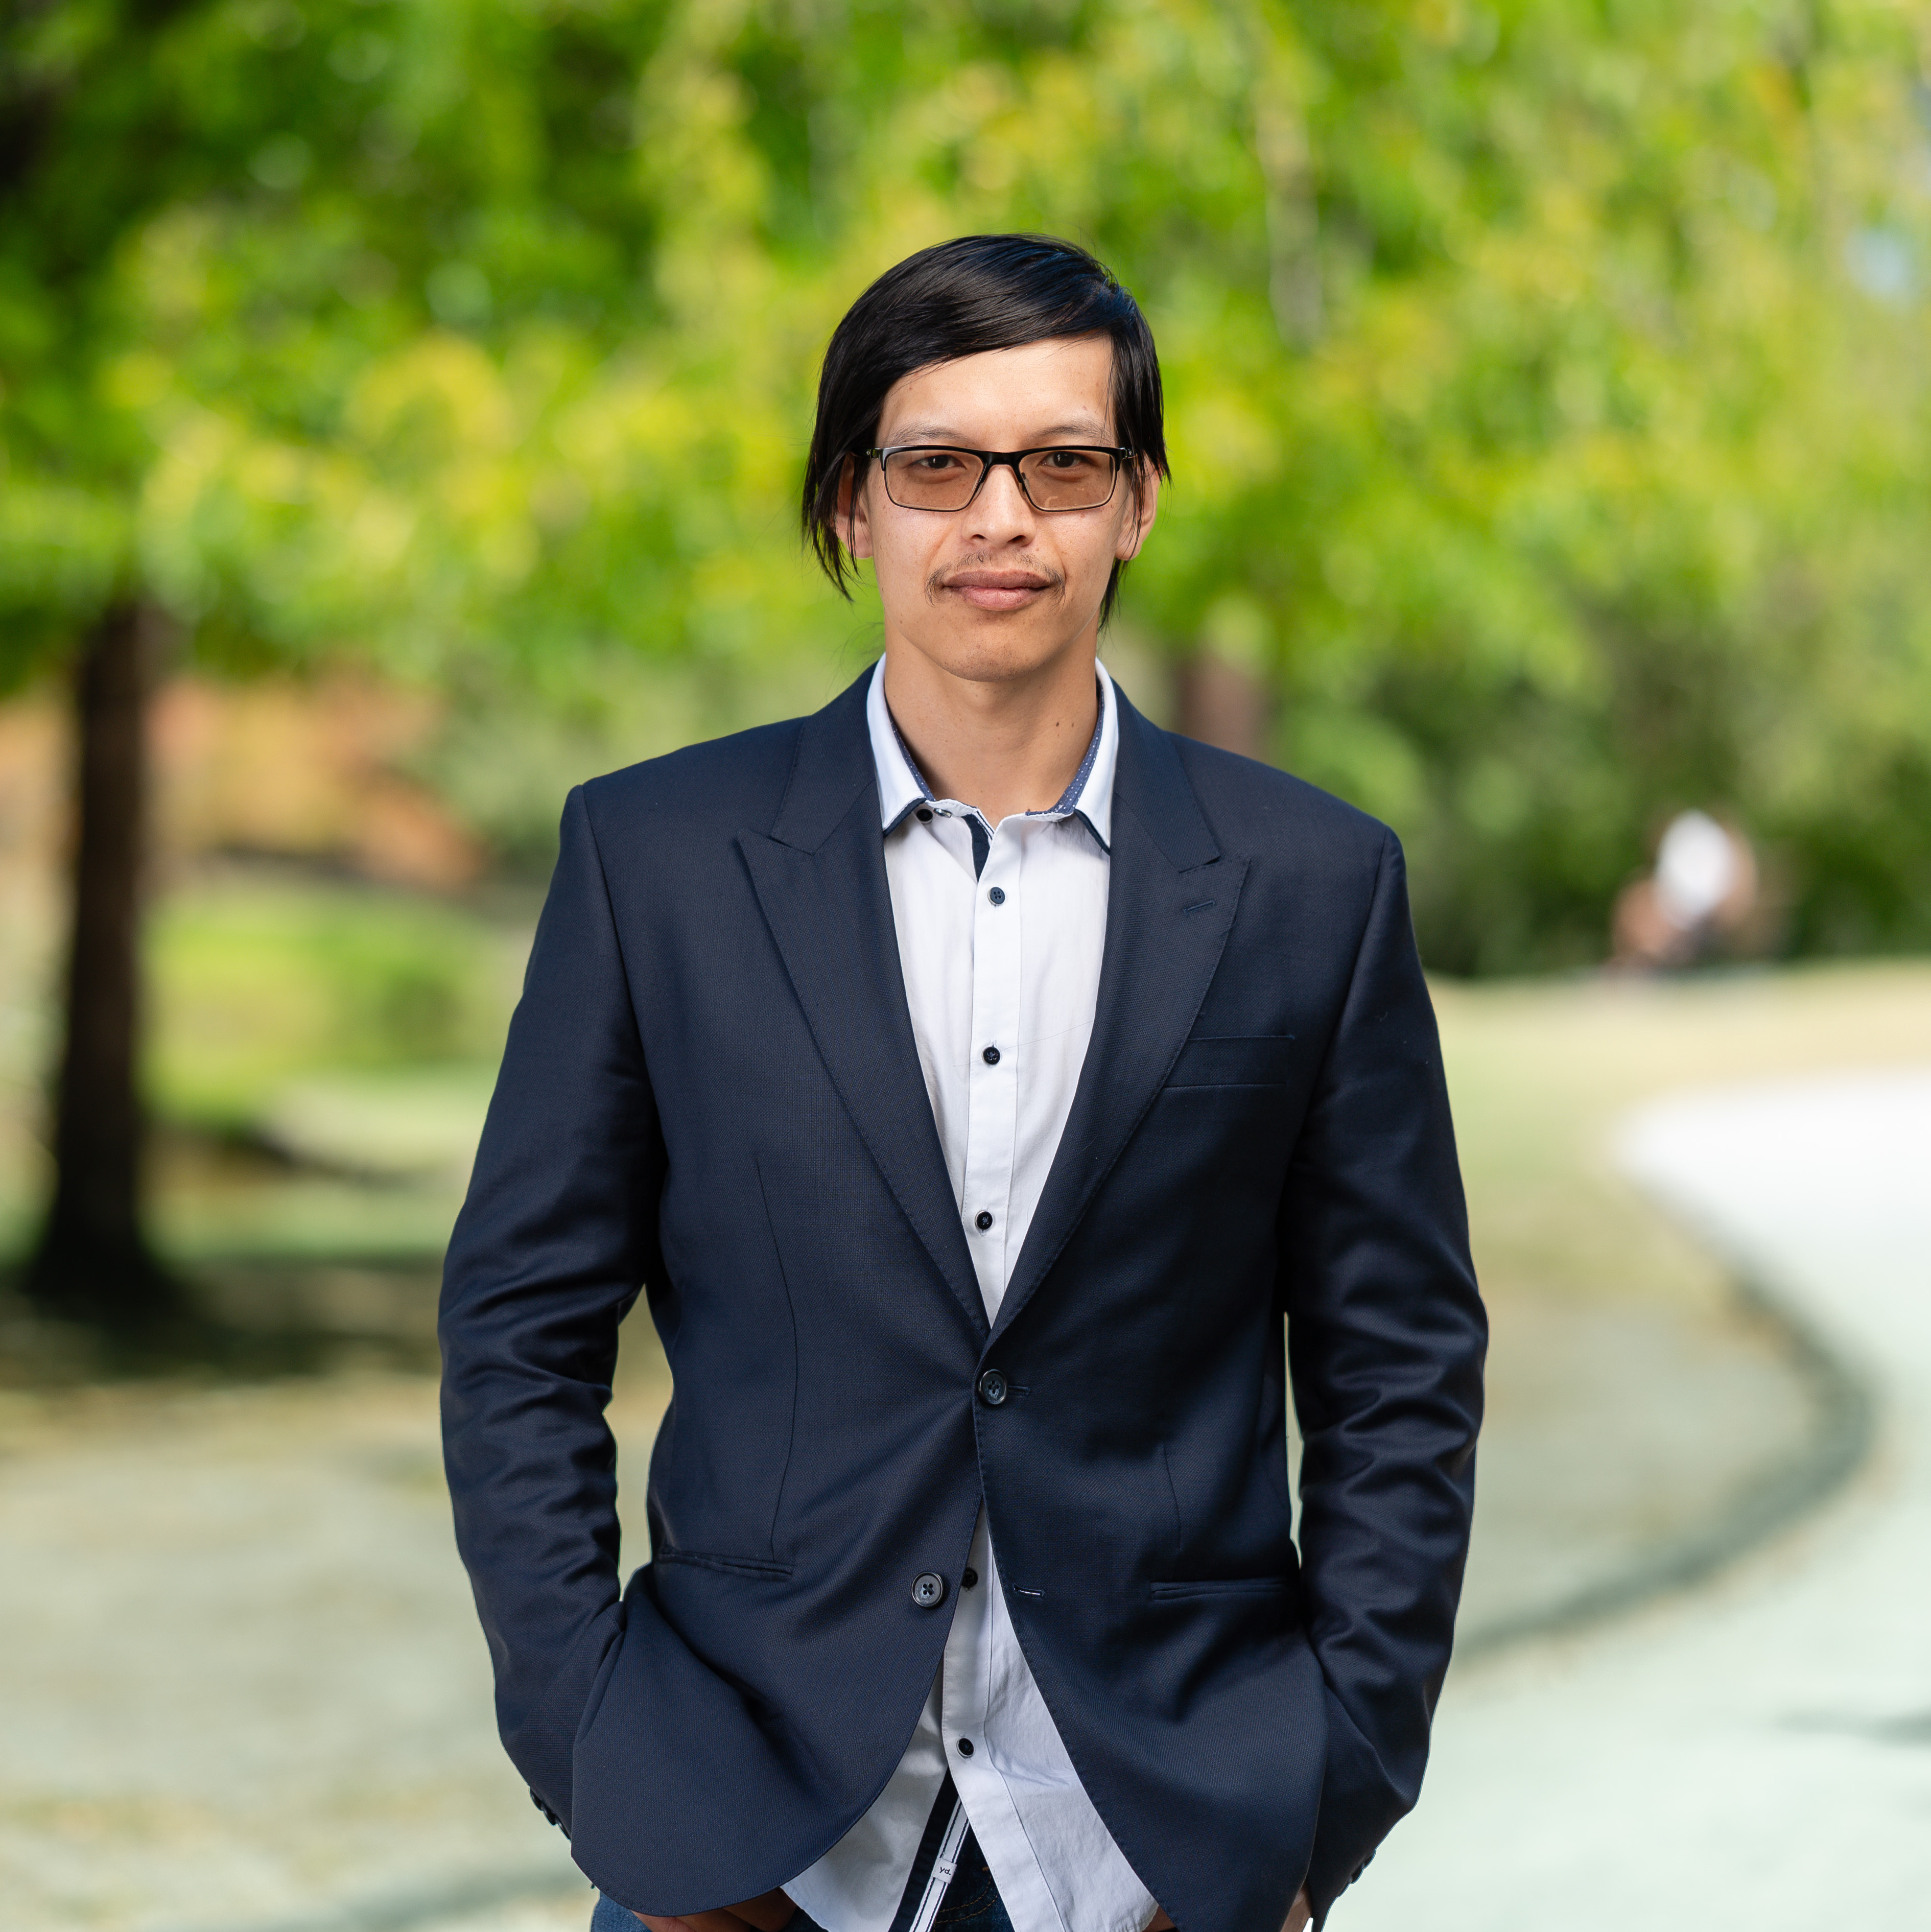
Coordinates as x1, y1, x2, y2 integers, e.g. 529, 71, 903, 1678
943, 570, 1054, 610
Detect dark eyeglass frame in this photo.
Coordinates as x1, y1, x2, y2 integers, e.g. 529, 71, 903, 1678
862, 443, 1137, 513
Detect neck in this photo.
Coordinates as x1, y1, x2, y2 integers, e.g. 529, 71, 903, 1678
882, 640, 1100, 824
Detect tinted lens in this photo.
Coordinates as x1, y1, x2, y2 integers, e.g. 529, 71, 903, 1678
883, 448, 985, 509
1019, 447, 1118, 510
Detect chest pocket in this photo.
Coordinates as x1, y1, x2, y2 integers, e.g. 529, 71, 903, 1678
1164, 1033, 1298, 1089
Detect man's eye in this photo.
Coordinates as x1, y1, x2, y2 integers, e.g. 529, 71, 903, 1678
1043, 450, 1099, 471
913, 453, 967, 473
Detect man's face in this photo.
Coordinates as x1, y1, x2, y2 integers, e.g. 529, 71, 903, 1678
843, 333, 1159, 686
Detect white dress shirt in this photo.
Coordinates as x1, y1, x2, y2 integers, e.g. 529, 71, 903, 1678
784, 661, 1158, 1932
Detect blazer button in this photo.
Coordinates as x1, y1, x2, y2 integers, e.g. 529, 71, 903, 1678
912, 1572, 947, 1609
977, 1369, 1009, 1406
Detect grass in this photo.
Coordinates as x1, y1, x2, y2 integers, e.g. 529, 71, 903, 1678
3, 872, 1926, 1635
146, 872, 526, 1135
1435, 961, 1931, 1319
5, 861, 1929, 1389
0, 868, 529, 1270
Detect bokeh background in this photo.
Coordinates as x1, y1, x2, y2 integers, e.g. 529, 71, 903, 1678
4, 3, 1931, 1928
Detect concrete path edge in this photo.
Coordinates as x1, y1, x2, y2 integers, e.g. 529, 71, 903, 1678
1460, 1226, 1876, 1658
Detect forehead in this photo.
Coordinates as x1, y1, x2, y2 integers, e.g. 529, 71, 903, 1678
877, 334, 1116, 443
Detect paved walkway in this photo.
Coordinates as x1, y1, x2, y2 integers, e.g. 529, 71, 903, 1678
0, 1377, 603, 1932
1347, 1067, 1931, 1930
5, 1070, 1921, 1932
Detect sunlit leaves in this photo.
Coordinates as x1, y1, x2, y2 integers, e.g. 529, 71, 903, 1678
5, 0, 1931, 960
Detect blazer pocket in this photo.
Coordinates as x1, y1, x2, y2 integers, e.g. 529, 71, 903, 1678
1163, 1033, 1297, 1089
1150, 1574, 1294, 1600
652, 1549, 794, 1581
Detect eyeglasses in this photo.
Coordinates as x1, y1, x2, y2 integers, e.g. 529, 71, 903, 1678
865, 444, 1135, 514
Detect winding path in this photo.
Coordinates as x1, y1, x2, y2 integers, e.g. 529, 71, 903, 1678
1346, 1068, 1931, 1930
5, 1069, 1924, 1932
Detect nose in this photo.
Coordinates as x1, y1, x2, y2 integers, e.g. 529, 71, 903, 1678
964, 459, 1037, 544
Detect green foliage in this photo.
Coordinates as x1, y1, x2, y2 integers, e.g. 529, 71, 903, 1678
6, 0, 1931, 969
147, 878, 514, 1128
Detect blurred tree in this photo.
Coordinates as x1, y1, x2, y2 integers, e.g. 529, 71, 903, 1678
0, 0, 723, 1324
5, 0, 1931, 1323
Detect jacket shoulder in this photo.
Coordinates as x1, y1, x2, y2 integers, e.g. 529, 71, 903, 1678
1166, 733, 1394, 870
576, 716, 806, 842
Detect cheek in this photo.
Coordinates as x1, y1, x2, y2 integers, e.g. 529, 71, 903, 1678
871, 510, 953, 587
1071, 510, 1131, 578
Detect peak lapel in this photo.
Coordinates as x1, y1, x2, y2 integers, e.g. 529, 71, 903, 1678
991, 695, 1246, 1348
737, 674, 986, 1342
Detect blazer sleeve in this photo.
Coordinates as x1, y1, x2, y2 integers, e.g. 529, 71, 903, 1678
439, 783, 667, 1831
1276, 828, 1486, 1921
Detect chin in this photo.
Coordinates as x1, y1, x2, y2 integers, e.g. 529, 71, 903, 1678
907, 612, 1097, 687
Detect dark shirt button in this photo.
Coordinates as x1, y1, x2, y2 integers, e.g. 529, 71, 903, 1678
912, 1572, 947, 1609
977, 1369, 1008, 1406
974, 1210, 994, 1231
981, 1045, 1001, 1065
962, 1567, 979, 1588
957, 1737, 975, 1757
916, 807, 933, 822
987, 886, 1005, 905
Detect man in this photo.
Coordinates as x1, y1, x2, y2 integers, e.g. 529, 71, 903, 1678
440, 234, 1484, 1932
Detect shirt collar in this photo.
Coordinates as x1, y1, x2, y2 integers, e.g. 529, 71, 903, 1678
865, 656, 1117, 853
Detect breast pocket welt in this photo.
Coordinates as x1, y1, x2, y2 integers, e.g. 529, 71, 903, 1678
1162, 1033, 1297, 1090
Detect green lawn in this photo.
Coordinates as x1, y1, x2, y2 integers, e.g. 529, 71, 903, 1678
5, 874, 1927, 1632
5, 868, 1929, 1356
0, 871, 529, 1268
1438, 961, 1931, 1318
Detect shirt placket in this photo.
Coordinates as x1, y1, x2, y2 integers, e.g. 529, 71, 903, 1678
941, 818, 1077, 1932
938, 1517, 1068, 1932
961, 817, 1023, 1321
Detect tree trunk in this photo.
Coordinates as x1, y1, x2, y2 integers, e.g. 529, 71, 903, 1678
1174, 651, 1274, 762
24, 600, 181, 1328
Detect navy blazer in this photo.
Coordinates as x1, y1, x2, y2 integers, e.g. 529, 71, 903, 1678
439, 671, 1484, 1932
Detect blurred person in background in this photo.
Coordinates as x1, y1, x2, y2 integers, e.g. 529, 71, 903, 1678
1612, 809, 1764, 970
439, 235, 1485, 1932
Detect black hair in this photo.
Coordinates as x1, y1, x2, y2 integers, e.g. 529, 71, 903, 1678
802, 233, 1169, 625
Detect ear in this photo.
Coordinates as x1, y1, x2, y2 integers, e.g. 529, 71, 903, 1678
837, 454, 877, 562
1115, 459, 1161, 563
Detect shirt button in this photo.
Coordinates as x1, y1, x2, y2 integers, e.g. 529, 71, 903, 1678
977, 1369, 1009, 1406
987, 886, 1005, 905
974, 1210, 994, 1231
916, 807, 933, 822
962, 1567, 979, 1588
956, 1737, 975, 1757
981, 1045, 1001, 1065
911, 1572, 947, 1609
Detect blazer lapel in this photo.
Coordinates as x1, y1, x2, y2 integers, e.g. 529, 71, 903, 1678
990, 691, 1247, 1348
737, 673, 987, 1341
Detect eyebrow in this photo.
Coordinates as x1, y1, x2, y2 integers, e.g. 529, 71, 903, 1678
884, 420, 1114, 445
